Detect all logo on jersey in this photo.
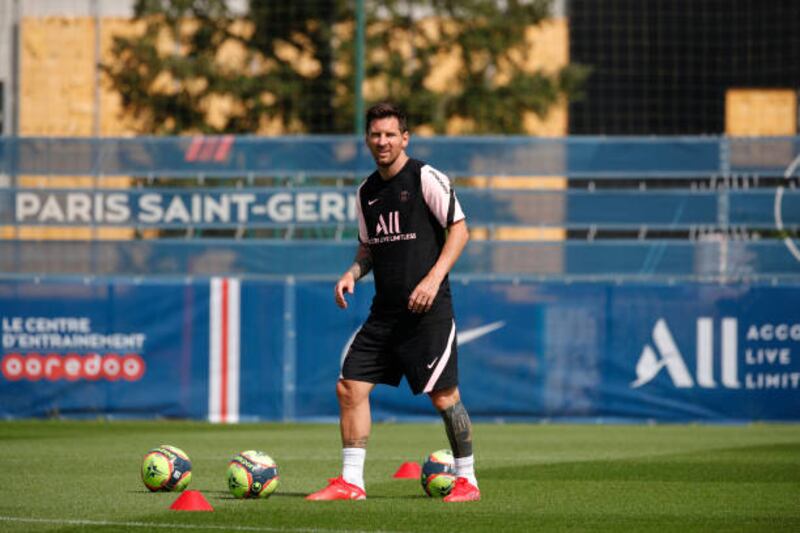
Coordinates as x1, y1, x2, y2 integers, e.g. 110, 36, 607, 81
368, 210, 416, 244
376, 211, 401, 236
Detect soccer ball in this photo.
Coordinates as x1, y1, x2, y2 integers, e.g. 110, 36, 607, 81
226, 450, 280, 499
141, 445, 192, 492
420, 449, 456, 497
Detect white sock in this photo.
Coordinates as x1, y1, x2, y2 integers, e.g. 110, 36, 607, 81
342, 447, 366, 490
454, 455, 478, 487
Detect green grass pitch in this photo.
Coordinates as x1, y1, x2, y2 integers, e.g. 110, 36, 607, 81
0, 420, 798, 532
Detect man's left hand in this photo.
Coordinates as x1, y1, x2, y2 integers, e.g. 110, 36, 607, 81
408, 274, 441, 313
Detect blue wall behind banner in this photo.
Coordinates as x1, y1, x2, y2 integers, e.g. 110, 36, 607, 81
1, 278, 798, 421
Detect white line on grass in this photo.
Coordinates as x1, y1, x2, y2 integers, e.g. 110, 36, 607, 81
0, 516, 398, 533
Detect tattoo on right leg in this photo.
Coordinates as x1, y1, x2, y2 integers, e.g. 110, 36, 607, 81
439, 401, 473, 458
343, 437, 369, 449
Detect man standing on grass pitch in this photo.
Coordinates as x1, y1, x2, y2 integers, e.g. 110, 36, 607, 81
306, 102, 480, 503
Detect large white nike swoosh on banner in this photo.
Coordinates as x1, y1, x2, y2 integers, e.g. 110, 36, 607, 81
457, 321, 506, 345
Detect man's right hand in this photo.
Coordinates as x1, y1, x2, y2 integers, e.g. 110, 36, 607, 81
334, 272, 356, 309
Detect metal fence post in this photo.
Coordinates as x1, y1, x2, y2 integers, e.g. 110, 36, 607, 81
354, 0, 365, 135
282, 275, 297, 421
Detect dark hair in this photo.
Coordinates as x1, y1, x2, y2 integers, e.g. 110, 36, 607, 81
366, 102, 408, 133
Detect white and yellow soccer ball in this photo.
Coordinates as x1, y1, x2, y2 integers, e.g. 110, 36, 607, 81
226, 450, 280, 499
141, 445, 192, 492
421, 449, 457, 497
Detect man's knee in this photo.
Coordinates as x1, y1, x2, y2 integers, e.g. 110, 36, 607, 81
428, 385, 460, 411
337, 379, 371, 408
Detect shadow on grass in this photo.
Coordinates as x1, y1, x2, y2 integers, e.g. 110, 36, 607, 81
214, 491, 308, 500
126, 487, 427, 502
480, 443, 800, 483
202, 490, 421, 501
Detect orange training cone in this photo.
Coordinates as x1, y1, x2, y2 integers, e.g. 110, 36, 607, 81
393, 461, 422, 479
170, 490, 214, 512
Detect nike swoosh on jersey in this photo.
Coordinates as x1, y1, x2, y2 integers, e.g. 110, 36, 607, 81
457, 321, 506, 345
368, 198, 380, 205
426, 357, 439, 369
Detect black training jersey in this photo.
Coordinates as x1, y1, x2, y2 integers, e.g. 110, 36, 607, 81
356, 158, 466, 318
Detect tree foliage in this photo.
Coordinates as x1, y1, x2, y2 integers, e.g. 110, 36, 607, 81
104, 0, 588, 134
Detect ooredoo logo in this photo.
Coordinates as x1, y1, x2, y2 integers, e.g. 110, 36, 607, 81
1, 353, 145, 382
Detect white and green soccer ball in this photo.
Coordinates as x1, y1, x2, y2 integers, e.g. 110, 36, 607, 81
227, 450, 280, 499
421, 449, 456, 497
141, 445, 192, 492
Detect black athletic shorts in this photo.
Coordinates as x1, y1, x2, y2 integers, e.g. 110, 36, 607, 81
340, 313, 458, 395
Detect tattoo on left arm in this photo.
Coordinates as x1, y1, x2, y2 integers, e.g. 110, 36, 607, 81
347, 263, 362, 280
356, 256, 372, 277
348, 246, 373, 281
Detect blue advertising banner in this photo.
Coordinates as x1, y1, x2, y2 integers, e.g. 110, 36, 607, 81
6, 188, 358, 227
606, 284, 800, 420
0, 279, 211, 419
1, 277, 798, 422
238, 279, 287, 421
5, 187, 798, 228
